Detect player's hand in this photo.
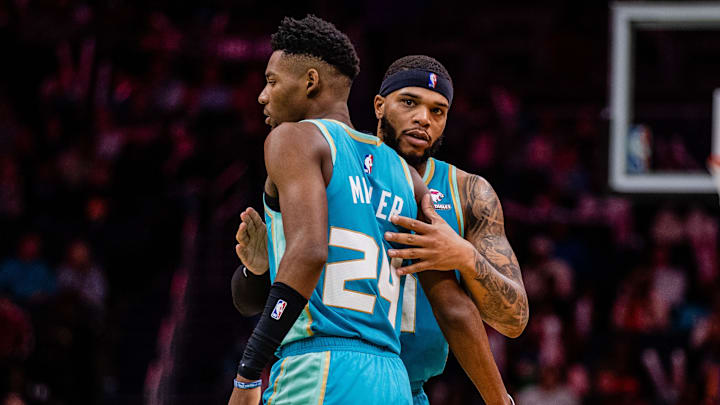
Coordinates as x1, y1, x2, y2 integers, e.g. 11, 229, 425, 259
228, 375, 261, 405
235, 207, 269, 275
385, 193, 475, 275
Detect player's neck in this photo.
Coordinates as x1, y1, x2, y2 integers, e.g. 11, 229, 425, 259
415, 159, 429, 177
305, 101, 354, 129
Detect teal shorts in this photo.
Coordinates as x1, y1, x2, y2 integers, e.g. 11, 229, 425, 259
410, 382, 429, 405
262, 337, 412, 405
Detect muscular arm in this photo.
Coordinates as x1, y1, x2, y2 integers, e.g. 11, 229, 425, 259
265, 122, 330, 298
409, 168, 510, 404
419, 271, 510, 405
459, 174, 528, 338
233, 122, 330, 388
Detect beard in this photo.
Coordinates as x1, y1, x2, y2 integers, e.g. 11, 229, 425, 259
380, 116, 444, 167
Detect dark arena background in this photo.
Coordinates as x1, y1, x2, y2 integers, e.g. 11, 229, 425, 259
1, 1, 720, 404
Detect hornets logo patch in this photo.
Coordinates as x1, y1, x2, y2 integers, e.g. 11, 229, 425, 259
429, 188, 451, 210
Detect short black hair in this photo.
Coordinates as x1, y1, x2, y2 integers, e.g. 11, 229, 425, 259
271, 15, 360, 80
383, 55, 452, 87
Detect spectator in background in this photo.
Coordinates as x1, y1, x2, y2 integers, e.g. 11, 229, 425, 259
517, 366, 579, 405
0, 156, 23, 220
0, 234, 55, 305
57, 240, 107, 313
0, 298, 33, 405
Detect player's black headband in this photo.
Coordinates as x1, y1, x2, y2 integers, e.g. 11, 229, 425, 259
378, 70, 453, 105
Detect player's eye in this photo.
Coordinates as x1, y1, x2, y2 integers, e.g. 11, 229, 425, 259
402, 99, 415, 107
432, 108, 444, 116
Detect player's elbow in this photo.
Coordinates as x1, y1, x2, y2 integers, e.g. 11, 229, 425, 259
500, 322, 526, 339
496, 295, 529, 339
287, 243, 328, 270
434, 300, 477, 333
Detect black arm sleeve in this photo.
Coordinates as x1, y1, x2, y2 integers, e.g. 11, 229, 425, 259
231, 265, 271, 317
238, 282, 308, 380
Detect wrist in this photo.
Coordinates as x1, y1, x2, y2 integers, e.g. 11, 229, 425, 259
243, 264, 269, 276
235, 374, 257, 383
233, 375, 262, 390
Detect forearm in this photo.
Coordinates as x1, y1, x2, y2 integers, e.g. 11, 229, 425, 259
458, 250, 528, 338
231, 265, 271, 317
419, 271, 509, 405
273, 246, 327, 299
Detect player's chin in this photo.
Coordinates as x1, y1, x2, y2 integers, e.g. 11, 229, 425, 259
399, 142, 427, 159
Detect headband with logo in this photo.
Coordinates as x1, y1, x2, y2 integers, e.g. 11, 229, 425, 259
378, 69, 453, 105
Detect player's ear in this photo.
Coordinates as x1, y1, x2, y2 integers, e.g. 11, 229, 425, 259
306, 68, 320, 96
374, 95, 385, 119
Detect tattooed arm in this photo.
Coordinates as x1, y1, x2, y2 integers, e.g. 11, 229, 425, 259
458, 172, 528, 338
386, 171, 528, 337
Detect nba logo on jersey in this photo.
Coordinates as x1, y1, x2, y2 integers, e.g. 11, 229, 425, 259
428, 73, 438, 89
271, 299, 287, 320
363, 154, 373, 174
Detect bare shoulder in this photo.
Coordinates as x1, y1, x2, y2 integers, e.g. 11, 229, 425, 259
264, 121, 331, 170
456, 169, 494, 199
264, 121, 327, 152
455, 169, 505, 238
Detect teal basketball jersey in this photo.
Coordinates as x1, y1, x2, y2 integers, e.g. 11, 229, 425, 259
399, 158, 465, 391
264, 119, 417, 355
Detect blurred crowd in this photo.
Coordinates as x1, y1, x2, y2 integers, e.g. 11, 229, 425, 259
1, 1, 719, 404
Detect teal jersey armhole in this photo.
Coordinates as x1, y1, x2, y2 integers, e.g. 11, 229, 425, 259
302, 119, 337, 164
449, 165, 465, 237
398, 158, 415, 201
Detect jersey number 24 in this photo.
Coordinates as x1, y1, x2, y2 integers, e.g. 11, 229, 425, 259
323, 227, 403, 327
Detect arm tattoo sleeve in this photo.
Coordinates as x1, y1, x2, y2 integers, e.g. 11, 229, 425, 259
463, 175, 529, 336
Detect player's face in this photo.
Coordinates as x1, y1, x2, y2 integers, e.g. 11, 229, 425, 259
258, 51, 308, 129
376, 87, 449, 166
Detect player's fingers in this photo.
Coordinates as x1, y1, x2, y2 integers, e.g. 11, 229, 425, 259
236, 222, 249, 244
247, 208, 266, 231
389, 214, 432, 234
396, 261, 431, 275
387, 247, 430, 260
421, 193, 441, 222
244, 211, 257, 234
235, 244, 243, 259
384, 231, 429, 247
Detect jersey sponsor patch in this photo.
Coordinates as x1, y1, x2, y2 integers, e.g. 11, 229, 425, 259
429, 188, 451, 210
271, 299, 287, 320
363, 154, 374, 174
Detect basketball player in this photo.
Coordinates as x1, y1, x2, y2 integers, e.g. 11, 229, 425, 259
233, 54, 522, 405
377, 55, 528, 404
230, 16, 498, 405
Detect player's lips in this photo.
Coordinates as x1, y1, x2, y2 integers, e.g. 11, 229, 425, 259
263, 110, 271, 126
402, 129, 430, 146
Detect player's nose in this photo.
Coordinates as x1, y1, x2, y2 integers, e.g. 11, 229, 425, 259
258, 87, 269, 105
413, 107, 430, 127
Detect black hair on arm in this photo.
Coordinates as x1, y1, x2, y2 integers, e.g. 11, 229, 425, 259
383, 55, 452, 87
271, 15, 360, 80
